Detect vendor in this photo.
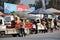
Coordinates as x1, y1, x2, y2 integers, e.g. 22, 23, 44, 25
14, 16, 21, 29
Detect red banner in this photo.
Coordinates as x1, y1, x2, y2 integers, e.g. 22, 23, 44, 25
17, 4, 27, 11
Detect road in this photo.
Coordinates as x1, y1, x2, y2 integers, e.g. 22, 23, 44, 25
0, 30, 60, 40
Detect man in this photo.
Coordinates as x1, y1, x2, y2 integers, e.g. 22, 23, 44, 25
54, 19, 57, 30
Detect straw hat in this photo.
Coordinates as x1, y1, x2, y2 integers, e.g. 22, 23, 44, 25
26, 20, 29, 22
0, 11, 3, 15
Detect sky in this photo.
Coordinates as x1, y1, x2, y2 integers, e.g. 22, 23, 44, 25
20, 0, 51, 6
20, 0, 35, 6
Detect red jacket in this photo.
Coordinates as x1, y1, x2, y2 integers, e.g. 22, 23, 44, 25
25, 22, 32, 29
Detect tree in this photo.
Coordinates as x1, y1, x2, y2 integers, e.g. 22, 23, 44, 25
29, 4, 35, 8
14, 0, 20, 4
35, 0, 60, 9
46, 0, 60, 9
35, 0, 42, 10
7, 0, 20, 4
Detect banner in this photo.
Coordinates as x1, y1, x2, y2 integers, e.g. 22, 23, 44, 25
17, 4, 27, 11
4, 3, 17, 14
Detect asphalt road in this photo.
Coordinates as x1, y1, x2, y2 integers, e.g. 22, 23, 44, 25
0, 30, 60, 40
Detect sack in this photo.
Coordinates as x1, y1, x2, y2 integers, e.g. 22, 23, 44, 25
45, 28, 47, 30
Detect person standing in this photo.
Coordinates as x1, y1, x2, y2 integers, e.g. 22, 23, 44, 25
54, 19, 57, 30
44, 18, 49, 32
14, 17, 21, 29
50, 19, 54, 32
32, 23, 36, 34
25, 20, 32, 35
32, 20, 37, 34
19, 19, 26, 37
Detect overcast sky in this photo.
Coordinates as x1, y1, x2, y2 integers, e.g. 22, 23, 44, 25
20, 0, 35, 6
20, 0, 50, 6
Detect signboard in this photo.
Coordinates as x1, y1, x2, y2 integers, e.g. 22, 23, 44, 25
4, 3, 27, 14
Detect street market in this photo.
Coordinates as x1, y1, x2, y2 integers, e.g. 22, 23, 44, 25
0, 0, 60, 39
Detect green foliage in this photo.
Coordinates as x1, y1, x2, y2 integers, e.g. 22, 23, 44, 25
47, 0, 60, 9
11, 11, 19, 16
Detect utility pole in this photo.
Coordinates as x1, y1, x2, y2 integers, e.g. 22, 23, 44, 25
42, 0, 46, 10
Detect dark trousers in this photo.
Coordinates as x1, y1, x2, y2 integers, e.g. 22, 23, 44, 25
18, 28, 26, 36
30, 28, 36, 34
35, 26, 38, 34
54, 25, 57, 30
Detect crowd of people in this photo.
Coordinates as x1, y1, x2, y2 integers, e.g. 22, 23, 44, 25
10, 15, 58, 37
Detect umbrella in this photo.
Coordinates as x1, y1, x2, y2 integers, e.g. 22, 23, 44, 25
28, 8, 54, 20
29, 8, 53, 15
46, 8, 60, 15
46, 8, 60, 13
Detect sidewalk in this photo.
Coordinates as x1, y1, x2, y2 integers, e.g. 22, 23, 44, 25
25, 28, 60, 37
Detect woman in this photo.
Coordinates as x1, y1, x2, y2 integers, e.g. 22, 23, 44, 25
12, 16, 21, 37
50, 19, 54, 32
41, 21, 47, 33
25, 20, 32, 34
15, 17, 21, 29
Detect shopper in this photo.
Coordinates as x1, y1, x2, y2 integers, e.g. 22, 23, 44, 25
25, 20, 32, 34
19, 19, 26, 37
54, 19, 57, 30
32, 20, 36, 34
50, 19, 54, 32
14, 17, 21, 29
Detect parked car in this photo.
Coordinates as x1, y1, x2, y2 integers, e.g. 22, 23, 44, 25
4, 15, 14, 27
0, 16, 6, 36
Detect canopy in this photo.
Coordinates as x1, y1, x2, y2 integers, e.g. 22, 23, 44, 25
46, 8, 60, 13
46, 8, 60, 15
29, 8, 52, 15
